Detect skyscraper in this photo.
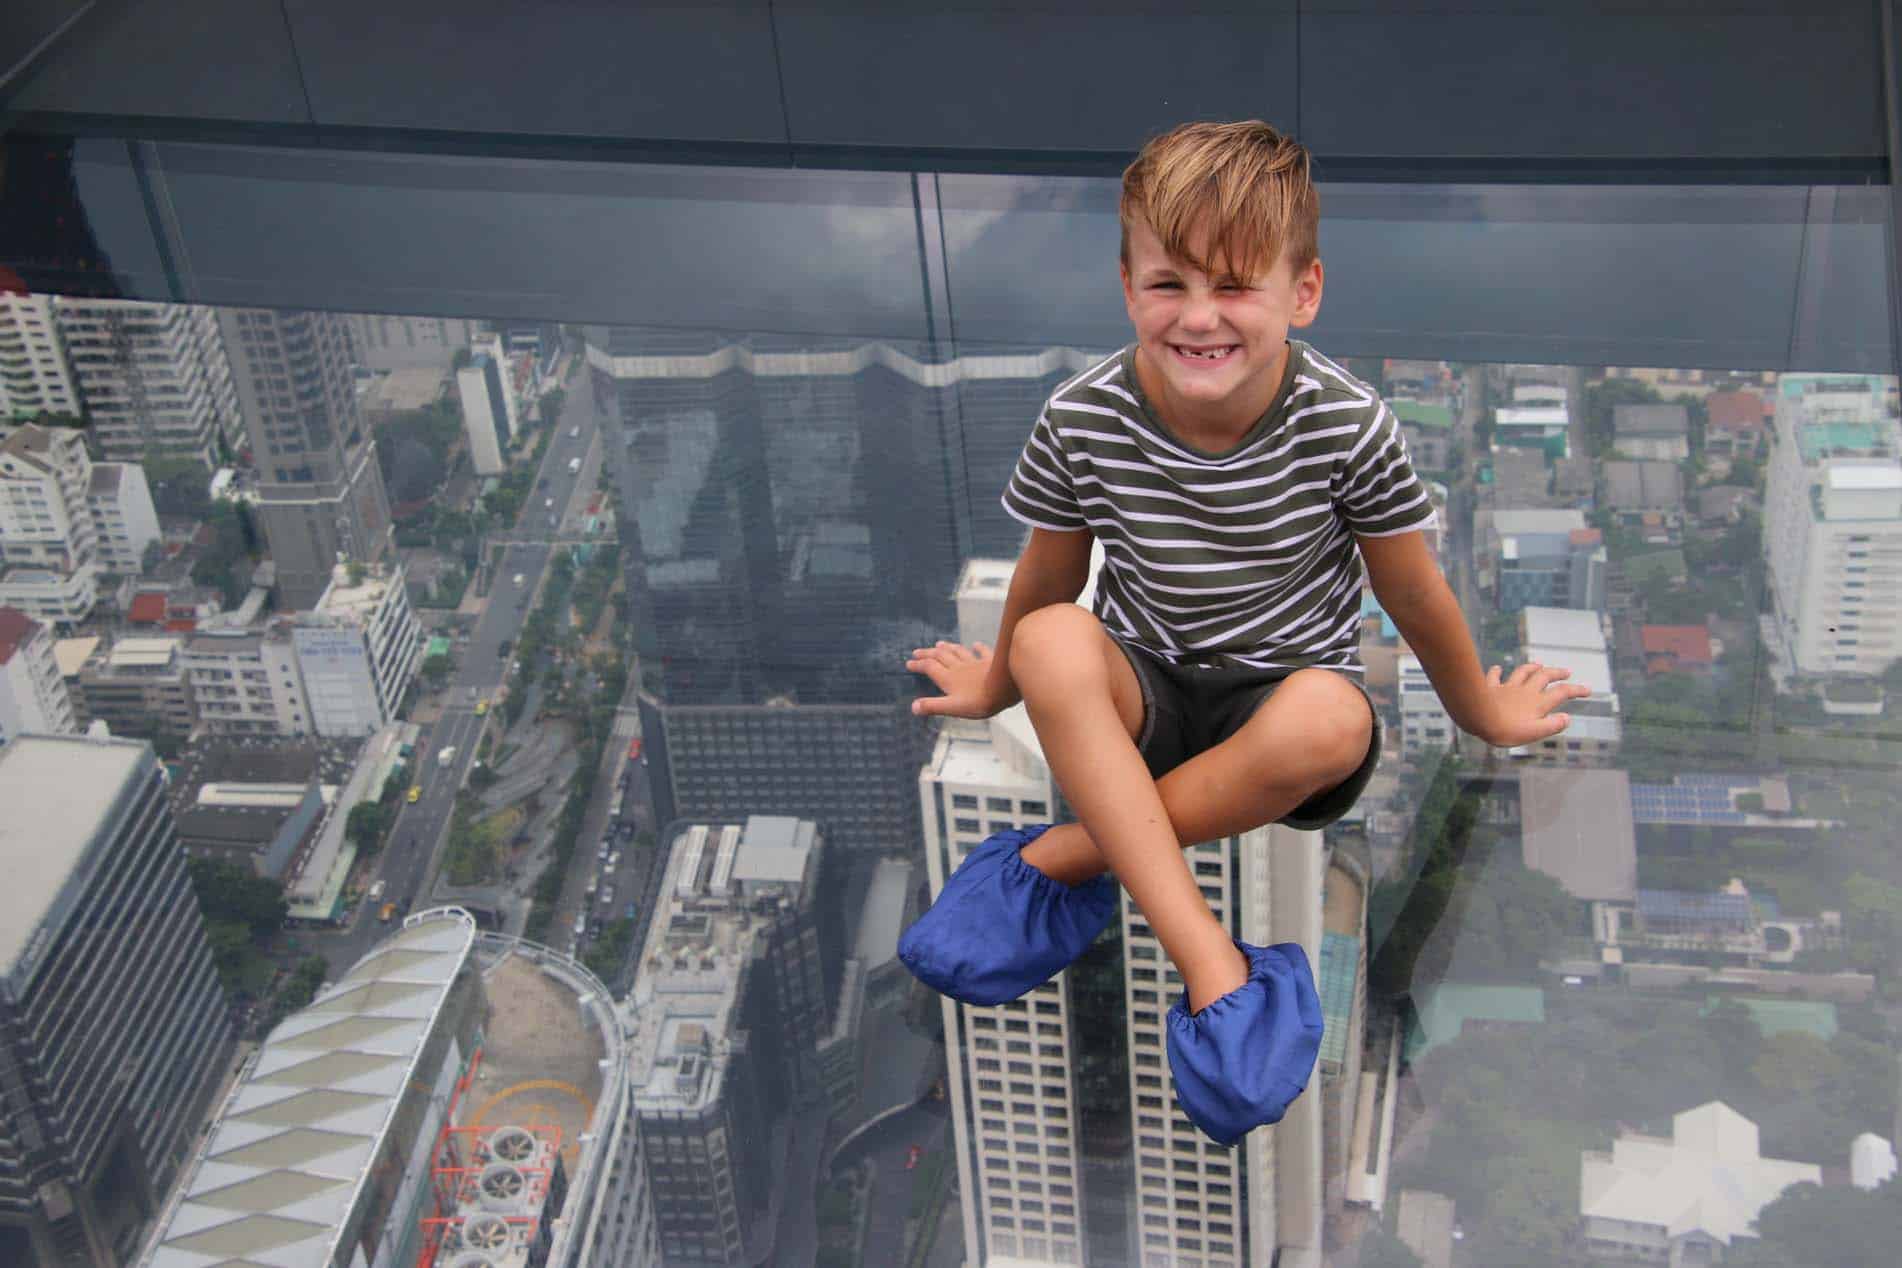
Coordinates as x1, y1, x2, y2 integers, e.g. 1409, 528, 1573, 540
0, 734, 234, 1268
218, 308, 393, 609
51, 299, 237, 465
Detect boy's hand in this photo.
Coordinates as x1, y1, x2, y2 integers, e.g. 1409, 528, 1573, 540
1474, 661, 1593, 748
908, 640, 1007, 719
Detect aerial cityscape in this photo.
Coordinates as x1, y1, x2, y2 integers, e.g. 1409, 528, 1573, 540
2, 289, 1900, 1268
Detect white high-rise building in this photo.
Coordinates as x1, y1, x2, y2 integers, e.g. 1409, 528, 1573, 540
83, 461, 160, 576
1764, 373, 1902, 677
458, 333, 520, 477
0, 423, 99, 623
0, 606, 77, 743
292, 560, 422, 736
52, 299, 238, 464
1396, 653, 1453, 760
925, 555, 1327, 1268
0, 292, 81, 421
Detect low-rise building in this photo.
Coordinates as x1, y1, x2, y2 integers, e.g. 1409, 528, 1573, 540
1519, 767, 1638, 905
1603, 459, 1686, 517
1503, 607, 1621, 764
293, 561, 422, 737
72, 635, 195, 742
183, 620, 310, 736
1480, 509, 1605, 612
1705, 388, 1770, 459
1641, 624, 1716, 676
1580, 1102, 1818, 1265
1613, 402, 1692, 461
0, 606, 76, 744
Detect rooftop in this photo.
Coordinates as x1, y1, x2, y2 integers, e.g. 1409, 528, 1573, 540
86, 462, 121, 495
1613, 402, 1691, 438
1705, 389, 1768, 431
0, 604, 41, 665
51, 635, 98, 677
0, 734, 149, 982
1580, 1101, 1819, 1247
1641, 624, 1714, 667
1796, 418, 1894, 464
146, 911, 478, 1268
1826, 462, 1902, 492
1405, 983, 1546, 1063
1520, 767, 1637, 903
1520, 605, 1606, 653
1491, 508, 1587, 537
1603, 459, 1685, 511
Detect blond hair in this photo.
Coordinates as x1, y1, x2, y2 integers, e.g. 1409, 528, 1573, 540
1119, 120, 1319, 281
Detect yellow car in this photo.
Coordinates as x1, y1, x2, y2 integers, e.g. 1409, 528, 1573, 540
475, 699, 488, 716
407, 785, 422, 803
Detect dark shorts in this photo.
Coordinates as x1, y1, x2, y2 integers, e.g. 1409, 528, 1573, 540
1109, 636, 1381, 831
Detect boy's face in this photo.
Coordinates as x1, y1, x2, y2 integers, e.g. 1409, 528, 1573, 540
1120, 217, 1323, 426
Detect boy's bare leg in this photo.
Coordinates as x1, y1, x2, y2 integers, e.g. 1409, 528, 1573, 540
1022, 666, 1373, 887
1009, 605, 1249, 1013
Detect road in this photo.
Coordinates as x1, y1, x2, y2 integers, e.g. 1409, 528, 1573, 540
314, 358, 607, 973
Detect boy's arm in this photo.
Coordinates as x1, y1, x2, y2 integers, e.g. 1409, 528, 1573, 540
910, 527, 1094, 718
979, 527, 1095, 711
1357, 530, 1585, 747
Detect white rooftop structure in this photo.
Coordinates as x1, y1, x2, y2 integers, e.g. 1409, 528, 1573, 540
144, 911, 478, 1268
1491, 508, 1588, 536
1521, 606, 1606, 653
1826, 462, 1902, 491
1851, 1133, 1898, 1190
108, 636, 181, 669
1580, 1102, 1818, 1254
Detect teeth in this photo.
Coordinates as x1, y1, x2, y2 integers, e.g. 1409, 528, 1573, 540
1180, 346, 1233, 360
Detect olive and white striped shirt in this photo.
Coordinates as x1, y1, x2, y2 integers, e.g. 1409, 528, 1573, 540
1002, 340, 1435, 674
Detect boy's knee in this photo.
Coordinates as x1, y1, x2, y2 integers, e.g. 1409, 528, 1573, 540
1279, 670, 1373, 781
1009, 605, 1106, 688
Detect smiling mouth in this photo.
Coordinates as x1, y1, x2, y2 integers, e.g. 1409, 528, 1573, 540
1172, 344, 1239, 362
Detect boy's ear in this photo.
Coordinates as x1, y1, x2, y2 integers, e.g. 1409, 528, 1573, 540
1289, 258, 1325, 328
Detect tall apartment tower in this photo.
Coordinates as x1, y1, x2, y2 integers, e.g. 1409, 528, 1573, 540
0, 292, 81, 421
0, 423, 99, 624
51, 299, 238, 465
925, 557, 1328, 1268
1764, 372, 1902, 677
0, 735, 234, 1268
218, 308, 393, 609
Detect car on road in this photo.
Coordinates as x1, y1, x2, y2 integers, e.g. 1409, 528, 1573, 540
600, 887, 615, 906
624, 901, 637, 920
905, 1145, 923, 1171
474, 699, 488, 715
628, 738, 643, 762
407, 785, 422, 803
598, 842, 611, 861
545, 497, 554, 509
606, 850, 620, 869
379, 902, 397, 922
570, 425, 581, 438
573, 913, 586, 936
368, 879, 386, 902
567, 457, 581, 474
513, 573, 526, 586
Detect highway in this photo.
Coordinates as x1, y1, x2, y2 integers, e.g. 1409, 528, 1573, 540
314, 357, 608, 973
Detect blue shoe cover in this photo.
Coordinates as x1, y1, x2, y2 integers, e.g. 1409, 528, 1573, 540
1165, 939, 1324, 1145
898, 824, 1118, 1006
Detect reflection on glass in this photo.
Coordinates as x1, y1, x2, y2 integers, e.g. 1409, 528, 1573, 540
1, 151, 1899, 1268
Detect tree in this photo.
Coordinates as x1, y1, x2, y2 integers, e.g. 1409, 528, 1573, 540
187, 858, 288, 938
1735, 1178, 1902, 1267
422, 652, 455, 687
346, 801, 390, 854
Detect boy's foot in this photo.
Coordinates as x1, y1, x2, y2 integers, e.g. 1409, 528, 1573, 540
1165, 939, 1324, 1145
898, 824, 1119, 1006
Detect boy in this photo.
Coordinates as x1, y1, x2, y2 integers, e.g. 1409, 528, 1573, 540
898, 120, 1587, 1145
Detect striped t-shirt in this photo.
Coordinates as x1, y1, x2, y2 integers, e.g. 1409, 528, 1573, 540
1001, 340, 1435, 674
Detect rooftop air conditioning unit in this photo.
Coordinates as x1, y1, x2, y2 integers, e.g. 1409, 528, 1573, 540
478, 1162, 528, 1211
486, 1126, 538, 1165
460, 1213, 513, 1252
